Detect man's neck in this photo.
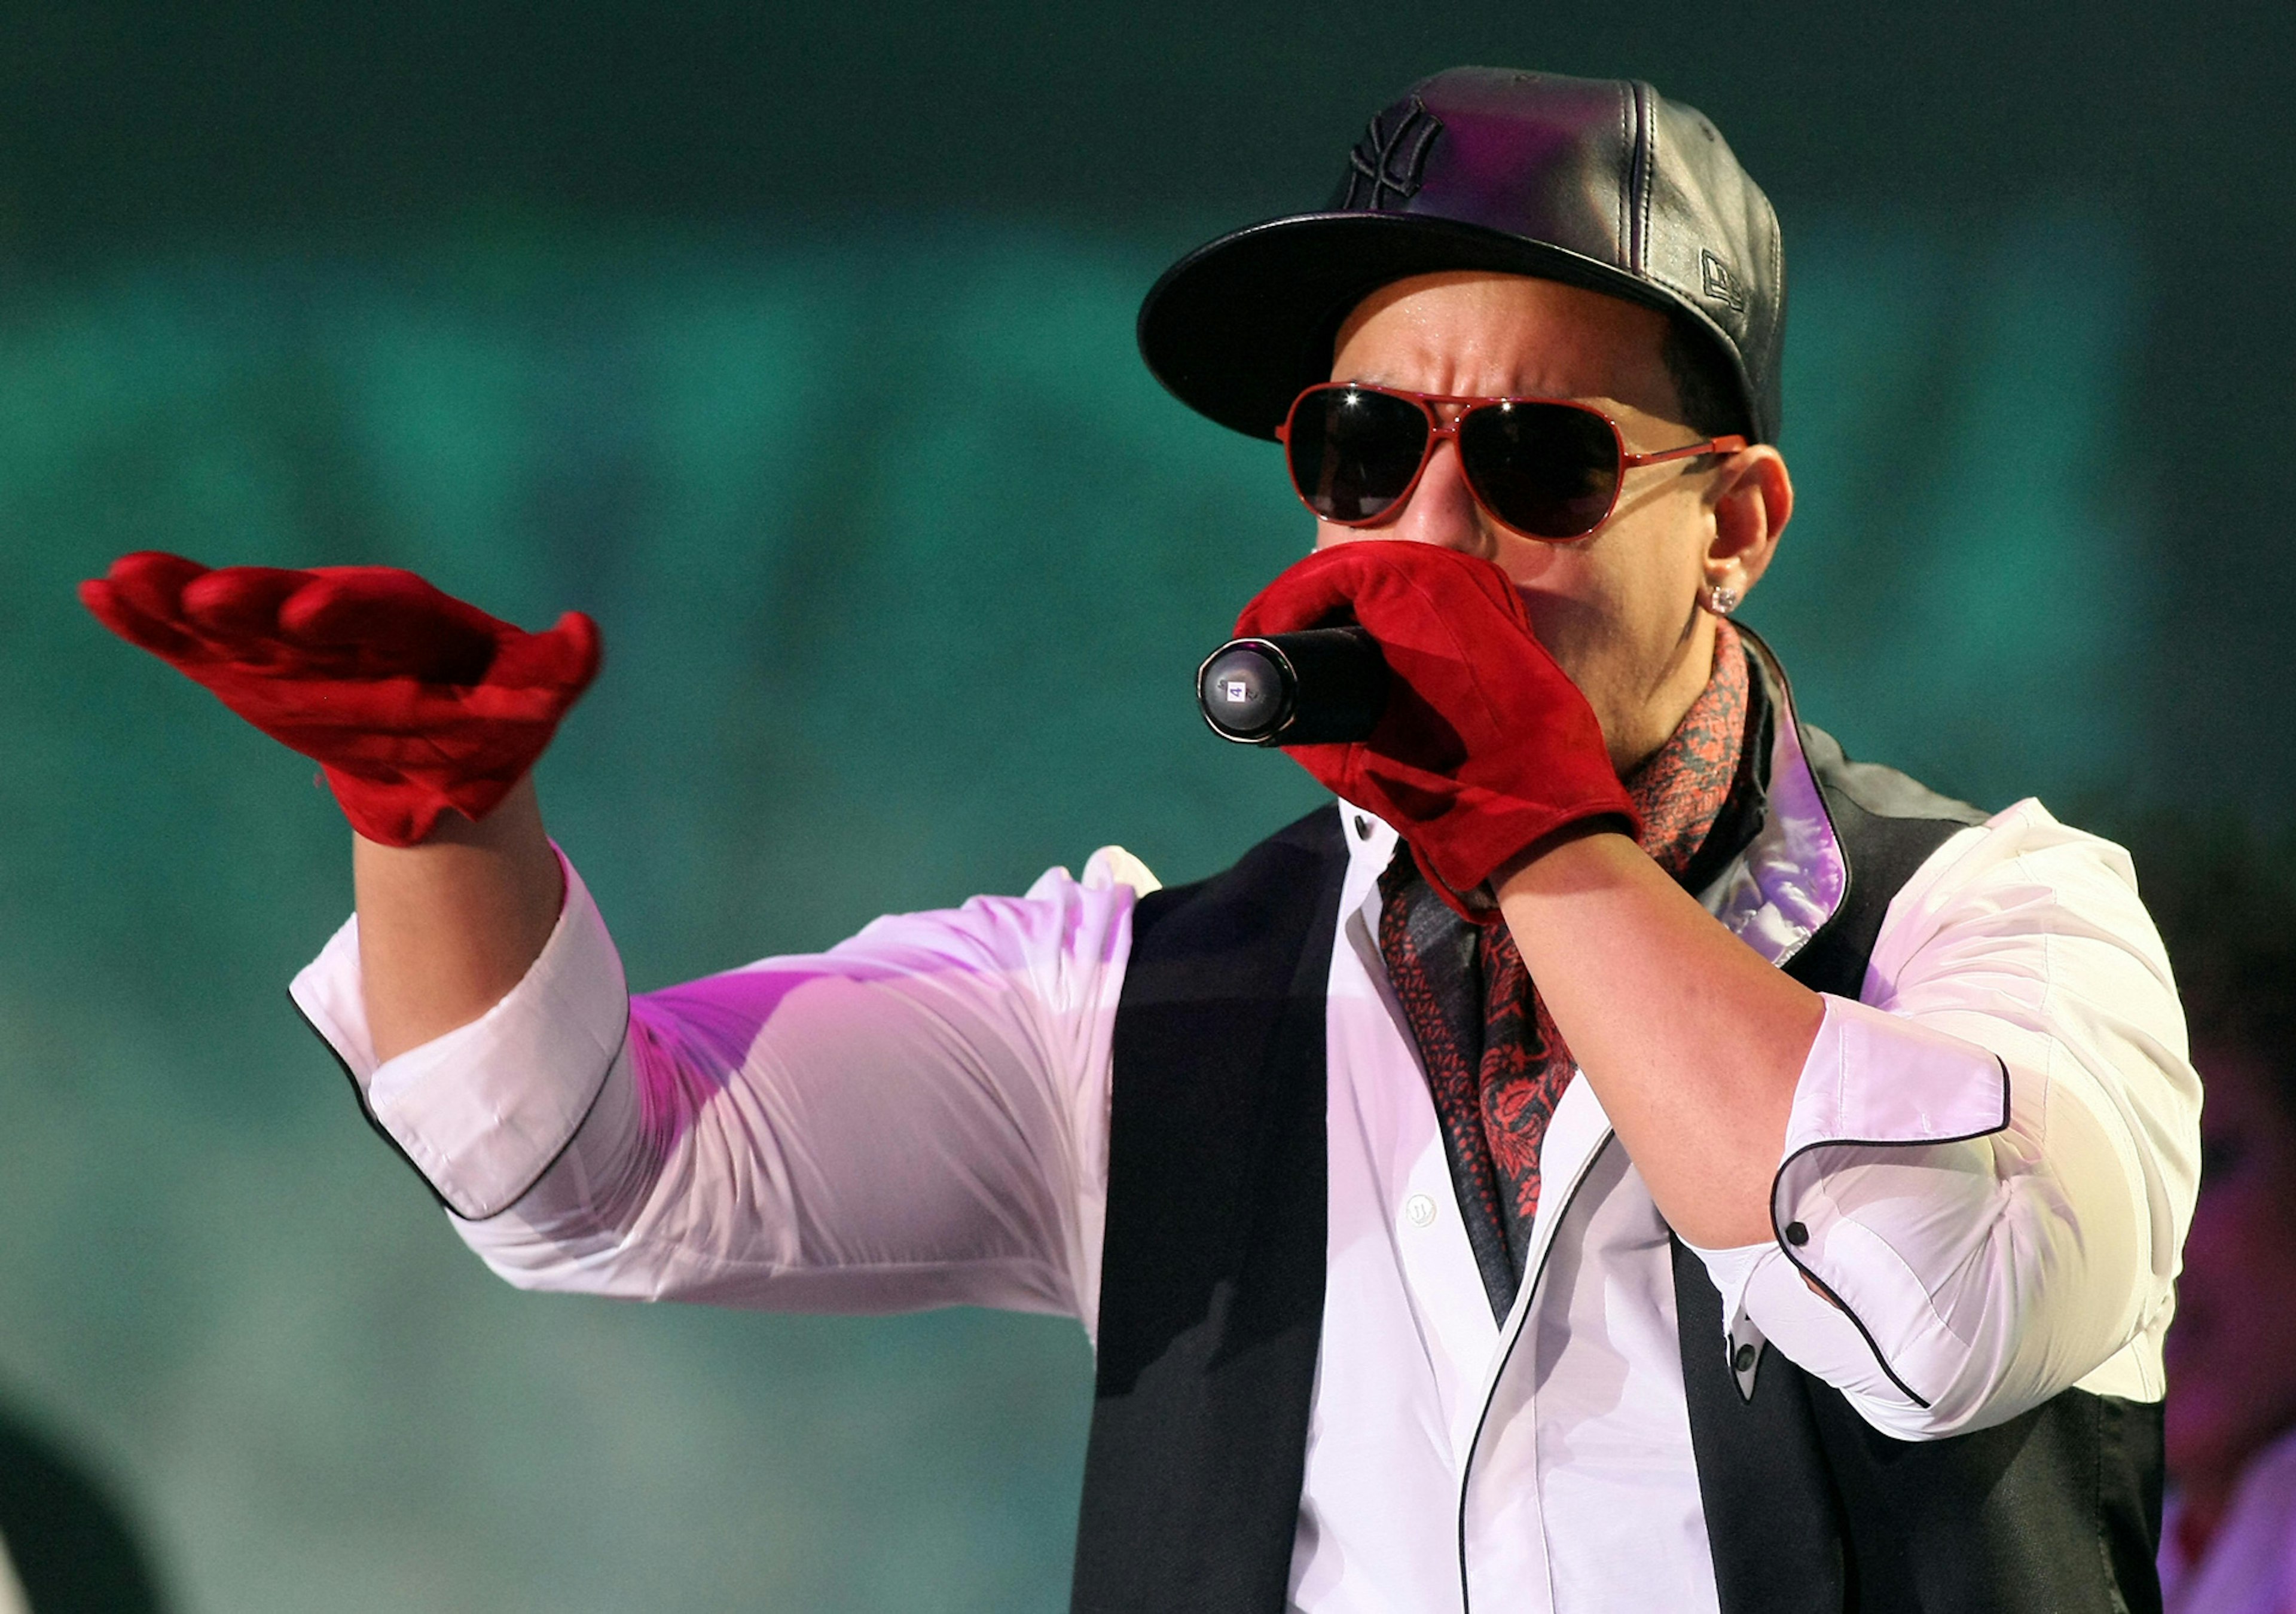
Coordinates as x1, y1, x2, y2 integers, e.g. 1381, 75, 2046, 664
1606, 615, 1721, 776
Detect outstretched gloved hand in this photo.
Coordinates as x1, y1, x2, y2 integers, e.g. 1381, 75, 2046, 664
80, 552, 601, 847
1235, 540, 1635, 918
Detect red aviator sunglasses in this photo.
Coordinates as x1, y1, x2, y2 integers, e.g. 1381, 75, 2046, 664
1275, 381, 1747, 543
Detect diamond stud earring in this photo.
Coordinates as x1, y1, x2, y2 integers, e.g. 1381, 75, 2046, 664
1703, 583, 1741, 617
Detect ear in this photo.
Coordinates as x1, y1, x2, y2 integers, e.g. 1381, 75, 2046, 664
1706, 445, 1793, 599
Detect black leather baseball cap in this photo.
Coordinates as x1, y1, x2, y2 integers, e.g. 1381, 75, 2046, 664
1137, 68, 1786, 444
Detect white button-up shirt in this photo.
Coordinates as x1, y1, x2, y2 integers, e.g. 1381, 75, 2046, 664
291, 706, 2199, 1613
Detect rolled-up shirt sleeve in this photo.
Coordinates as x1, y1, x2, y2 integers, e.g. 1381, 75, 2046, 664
1689, 802, 2200, 1440
288, 845, 1153, 1337
290, 851, 633, 1219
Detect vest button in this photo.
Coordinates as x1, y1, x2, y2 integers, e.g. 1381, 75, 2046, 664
1354, 814, 1372, 840
1732, 1343, 1757, 1373
1403, 1194, 1437, 1228
1784, 1221, 1809, 1246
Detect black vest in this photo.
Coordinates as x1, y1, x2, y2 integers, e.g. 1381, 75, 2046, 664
1071, 729, 2164, 1614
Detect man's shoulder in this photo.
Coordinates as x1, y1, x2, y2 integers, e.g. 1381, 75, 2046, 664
1134, 805, 1349, 930
1773, 723, 1993, 998
1794, 720, 1989, 833
1125, 804, 1350, 988
1788, 720, 2136, 907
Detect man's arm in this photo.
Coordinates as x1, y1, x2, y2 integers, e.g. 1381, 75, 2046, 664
353, 777, 565, 1063
295, 845, 1140, 1327
78, 551, 597, 1063
1504, 806, 2199, 1437
86, 552, 1125, 1325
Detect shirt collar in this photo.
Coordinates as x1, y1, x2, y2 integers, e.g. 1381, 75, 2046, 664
1703, 629, 1848, 964
1337, 798, 1402, 923
1328, 628, 1847, 964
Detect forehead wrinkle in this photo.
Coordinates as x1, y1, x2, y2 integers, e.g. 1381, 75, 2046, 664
1335, 330, 1637, 415
1333, 272, 1676, 419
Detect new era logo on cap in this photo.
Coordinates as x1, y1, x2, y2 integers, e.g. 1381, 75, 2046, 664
1700, 249, 1748, 312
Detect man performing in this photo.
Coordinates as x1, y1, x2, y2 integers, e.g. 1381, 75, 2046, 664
83, 69, 2198, 1613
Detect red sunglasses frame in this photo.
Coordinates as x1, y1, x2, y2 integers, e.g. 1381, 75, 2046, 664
1275, 381, 1749, 543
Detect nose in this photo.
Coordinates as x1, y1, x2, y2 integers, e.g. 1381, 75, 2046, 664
1376, 432, 1494, 557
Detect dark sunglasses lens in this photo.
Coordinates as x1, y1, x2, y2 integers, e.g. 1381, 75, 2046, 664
1286, 388, 1430, 523
1458, 403, 1620, 538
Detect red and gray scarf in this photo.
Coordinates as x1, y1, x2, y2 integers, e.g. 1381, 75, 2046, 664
1376, 620, 1761, 1318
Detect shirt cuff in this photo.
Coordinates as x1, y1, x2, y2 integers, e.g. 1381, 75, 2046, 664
287, 848, 631, 1220
1717, 995, 2011, 1422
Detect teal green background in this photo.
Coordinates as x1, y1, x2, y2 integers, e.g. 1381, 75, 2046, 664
0, 2, 2285, 1608
0, 215, 2147, 1614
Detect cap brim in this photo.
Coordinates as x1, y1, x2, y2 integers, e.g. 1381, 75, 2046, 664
1137, 211, 1694, 441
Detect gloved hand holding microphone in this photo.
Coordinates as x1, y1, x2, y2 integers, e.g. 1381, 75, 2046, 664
1224, 539, 1637, 919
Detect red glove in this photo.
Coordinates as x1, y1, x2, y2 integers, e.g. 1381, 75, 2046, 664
1235, 540, 1635, 919
80, 552, 601, 847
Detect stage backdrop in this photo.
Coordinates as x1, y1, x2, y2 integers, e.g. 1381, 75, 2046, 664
11, 0, 2288, 1605
0, 210, 2148, 1613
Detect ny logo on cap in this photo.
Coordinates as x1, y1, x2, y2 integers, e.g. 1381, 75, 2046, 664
1339, 95, 1443, 212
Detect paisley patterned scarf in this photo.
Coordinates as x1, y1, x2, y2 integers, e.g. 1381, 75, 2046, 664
1376, 620, 1760, 1319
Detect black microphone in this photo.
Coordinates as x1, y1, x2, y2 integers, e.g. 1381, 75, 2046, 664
1196, 626, 1391, 745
